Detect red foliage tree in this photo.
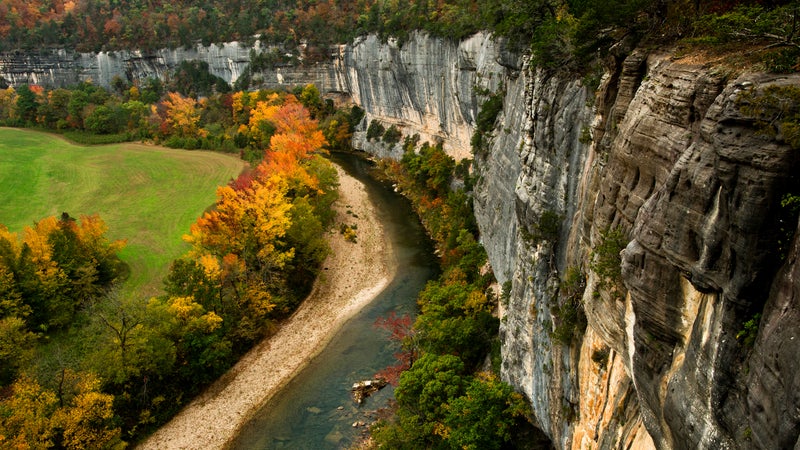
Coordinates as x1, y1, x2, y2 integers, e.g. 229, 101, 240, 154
373, 312, 417, 386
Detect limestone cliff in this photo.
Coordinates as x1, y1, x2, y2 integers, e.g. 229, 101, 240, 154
4, 34, 799, 450
332, 32, 517, 160
0, 42, 339, 93
334, 35, 800, 449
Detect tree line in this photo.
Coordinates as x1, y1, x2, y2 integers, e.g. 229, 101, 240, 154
0, 89, 348, 446
0, 69, 363, 162
3, 0, 796, 72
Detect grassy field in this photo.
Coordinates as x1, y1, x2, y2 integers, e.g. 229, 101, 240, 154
0, 128, 246, 297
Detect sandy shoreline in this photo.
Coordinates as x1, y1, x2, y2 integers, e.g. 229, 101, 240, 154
138, 164, 396, 450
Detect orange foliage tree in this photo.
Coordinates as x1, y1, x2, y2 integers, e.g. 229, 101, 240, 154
171, 94, 337, 347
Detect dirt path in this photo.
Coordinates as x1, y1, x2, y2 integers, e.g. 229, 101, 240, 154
138, 164, 396, 450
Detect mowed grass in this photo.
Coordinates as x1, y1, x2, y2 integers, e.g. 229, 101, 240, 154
0, 128, 246, 297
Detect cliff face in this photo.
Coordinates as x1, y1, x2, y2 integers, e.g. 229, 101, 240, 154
4, 35, 799, 450
1, 43, 250, 88
0, 42, 340, 93
336, 35, 800, 449
332, 32, 518, 160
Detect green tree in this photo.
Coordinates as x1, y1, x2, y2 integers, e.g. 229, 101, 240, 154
121, 100, 151, 134
393, 353, 467, 443
444, 373, 530, 450
298, 84, 324, 118
84, 105, 122, 135
140, 78, 164, 104
67, 90, 90, 128
590, 226, 628, 291
285, 197, 330, 288
85, 292, 176, 387
147, 296, 231, 387
39, 88, 72, 129
15, 85, 39, 123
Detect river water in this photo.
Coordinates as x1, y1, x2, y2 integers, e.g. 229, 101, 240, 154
229, 152, 438, 449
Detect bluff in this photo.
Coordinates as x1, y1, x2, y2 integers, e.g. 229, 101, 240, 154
0, 42, 339, 94
328, 34, 800, 450
3, 34, 799, 449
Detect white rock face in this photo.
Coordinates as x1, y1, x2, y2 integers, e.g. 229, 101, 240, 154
1, 42, 255, 87
333, 31, 516, 160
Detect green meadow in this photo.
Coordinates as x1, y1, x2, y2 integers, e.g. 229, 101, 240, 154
0, 128, 246, 297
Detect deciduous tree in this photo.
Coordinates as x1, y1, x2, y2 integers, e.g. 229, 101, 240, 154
161, 92, 202, 137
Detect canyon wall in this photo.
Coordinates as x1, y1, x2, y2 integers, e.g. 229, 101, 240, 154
336, 35, 800, 450
3, 34, 799, 450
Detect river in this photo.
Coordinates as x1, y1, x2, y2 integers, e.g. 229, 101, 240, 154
228, 152, 438, 449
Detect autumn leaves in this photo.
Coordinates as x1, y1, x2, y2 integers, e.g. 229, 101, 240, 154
168, 93, 338, 346
0, 93, 340, 445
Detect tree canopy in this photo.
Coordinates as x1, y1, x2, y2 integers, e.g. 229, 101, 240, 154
3, 0, 796, 72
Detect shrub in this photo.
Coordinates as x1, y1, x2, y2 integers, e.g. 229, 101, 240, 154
692, 5, 796, 46
366, 119, 385, 141
501, 280, 512, 306
164, 135, 186, 148
522, 209, 563, 245
62, 130, 131, 145
590, 227, 628, 292
349, 106, 365, 129
777, 193, 800, 260
763, 48, 800, 74
736, 313, 762, 349
339, 223, 357, 243
471, 91, 504, 155
550, 266, 587, 345
737, 84, 800, 150
382, 124, 402, 145
550, 299, 586, 345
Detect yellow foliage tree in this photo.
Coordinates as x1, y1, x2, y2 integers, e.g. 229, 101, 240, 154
161, 92, 201, 137
0, 375, 58, 449
0, 372, 122, 450
248, 101, 280, 147
52, 372, 121, 449
161, 296, 223, 334
231, 91, 252, 124
0, 87, 17, 121
186, 175, 293, 269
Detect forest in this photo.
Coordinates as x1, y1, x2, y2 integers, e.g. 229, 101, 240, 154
0, 83, 353, 446
0, 65, 537, 447
0, 66, 532, 446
